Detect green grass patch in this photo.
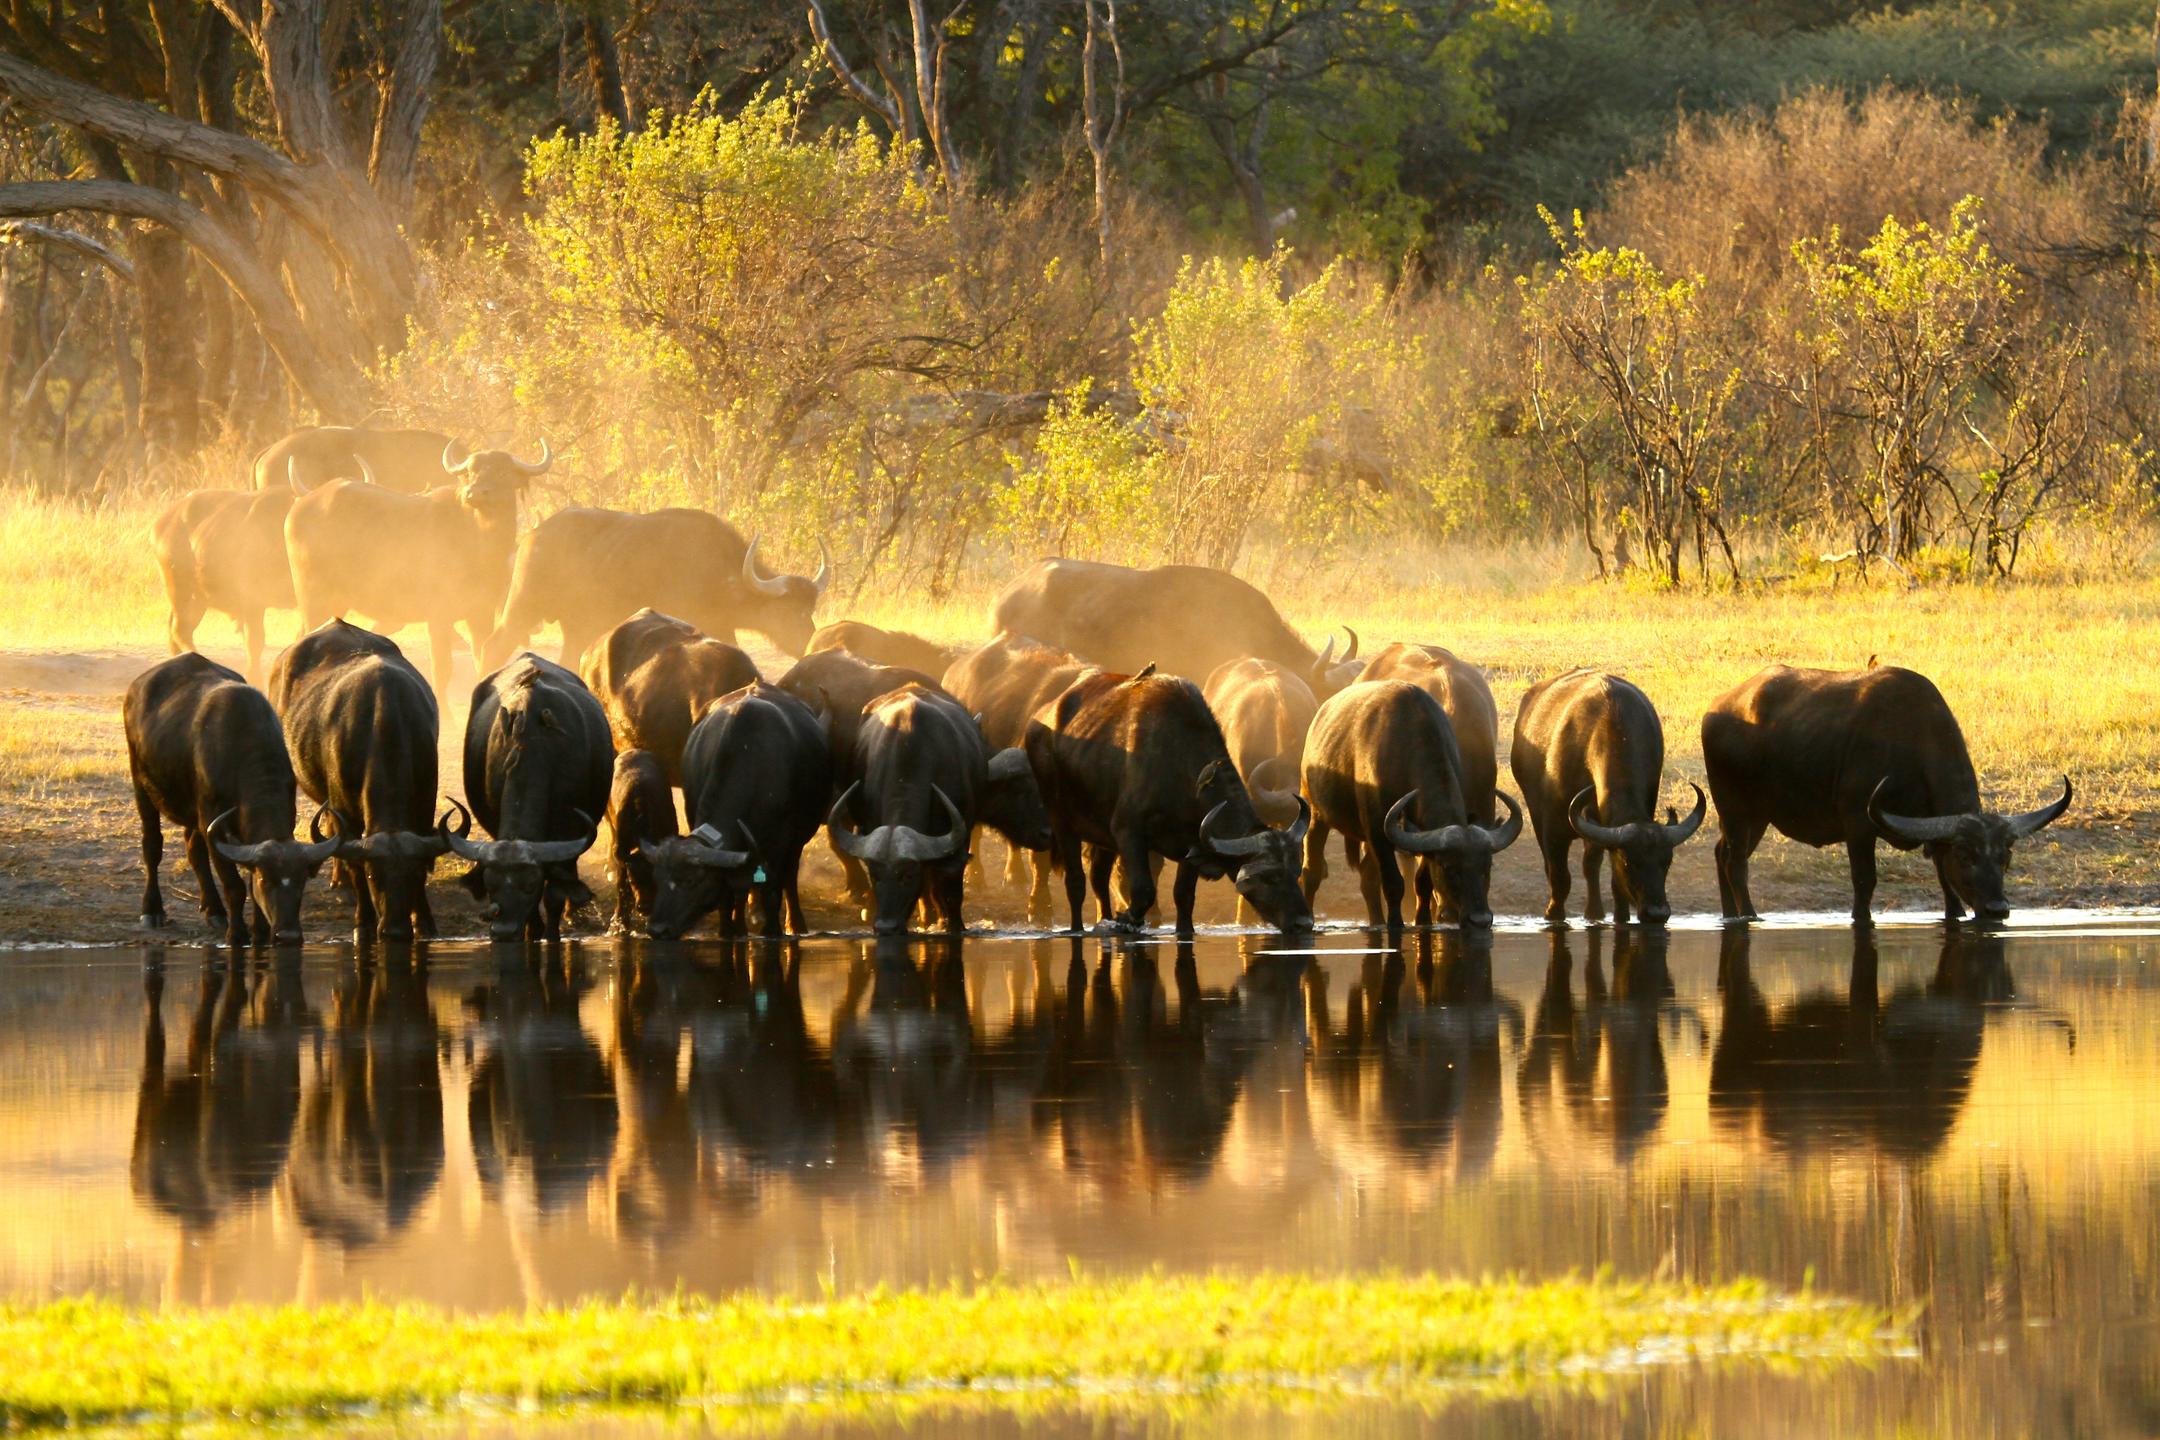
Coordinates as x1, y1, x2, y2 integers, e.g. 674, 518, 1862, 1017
0, 1273, 1902, 1432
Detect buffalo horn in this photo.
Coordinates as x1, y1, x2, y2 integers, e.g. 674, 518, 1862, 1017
438, 798, 486, 860
522, 809, 598, 864
987, 747, 1031, 783
826, 781, 966, 863
1484, 791, 1524, 850
1200, 798, 1269, 857
2005, 774, 2074, 838
441, 439, 473, 474
510, 438, 553, 476
303, 807, 345, 864
812, 540, 832, 599
1568, 787, 1630, 849
679, 822, 751, 869
1246, 756, 1302, 827
742, 535, 792, 597
355, 455, 380, 489
286, 456, 315, 497
1665, 783, 1708, 845
1867, 777, 1966, 845
1383, 792, 1476, 857
208, 808, 264, 864
827, 781, 871, 859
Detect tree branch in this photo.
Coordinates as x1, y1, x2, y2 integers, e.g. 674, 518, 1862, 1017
804, 0, 902, 134
0, 219, 135, 279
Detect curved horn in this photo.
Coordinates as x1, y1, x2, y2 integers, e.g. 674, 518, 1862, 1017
1664, 783, 1708, 846
1483, 790, 1523, 851
1383, 792, 1475, 856
891, 786, 967, 862
1246, 756, 1301, 827
354, 455, 380, 489
208, 808, 266, 865
286, 456, 316, 497
438, 799, 486, 860
440, 439, 473, 474
1283, 794, 1311, 846
2004, 774, 2073, 838
987, 746, 1031, 783
523, 809, 597, 864
510, 438, 552, 476
812, 539, 832, 599
1339, 626, 1359, 663
302, 806, 345, 864
681, 821, 751, 869
826, 780, 872, 858
1200, 799, 1271, 857
1568, 787, 1630, 849
741, 535, 791, 597
1316, 633, 1337, 670
1868, 777, 1965, 845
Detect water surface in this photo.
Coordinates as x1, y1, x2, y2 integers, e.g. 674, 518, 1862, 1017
5, 918, 2157, 1435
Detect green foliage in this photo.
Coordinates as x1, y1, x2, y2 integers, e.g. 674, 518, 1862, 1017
0, 1274, 1900, 1431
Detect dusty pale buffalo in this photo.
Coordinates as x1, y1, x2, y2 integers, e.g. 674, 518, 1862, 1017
152, 489, 295, 683
829, 684, 1048, 935
1201, 658, 1315, 827
1511, 668, 1705, 927
125, 653, 339, 946
808, 621, 954, 677
251, 426, 456, 494
447, 653, 611, 941
488, 507, 829, 671
1701, 664, 2070, 924
942, 630, 1090, 898
1025, 668, 1313, 936
991, 559, 1362, 696
285, 440, 551, 697
581, 610, 760, 784
606, 749, 677, 931
1302, 679, 1523, 930
1356, 643, 1498, 823
642, 681, 832, 939
269, 621, 448, 941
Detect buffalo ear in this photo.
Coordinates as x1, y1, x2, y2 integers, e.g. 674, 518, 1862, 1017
458, 864, 488, 898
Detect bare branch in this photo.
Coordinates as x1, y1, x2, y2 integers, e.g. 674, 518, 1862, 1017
0, 220, 135, 279
804, 0, 902, 135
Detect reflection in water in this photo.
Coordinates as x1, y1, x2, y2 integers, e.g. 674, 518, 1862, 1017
466, 955, 618, 1217
1517, 928, 1695, 1166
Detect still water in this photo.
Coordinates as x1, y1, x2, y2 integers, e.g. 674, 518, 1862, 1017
4, 918, 2158, 1435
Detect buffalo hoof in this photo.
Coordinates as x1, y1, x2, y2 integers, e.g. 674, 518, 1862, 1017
139, 911, 169, 930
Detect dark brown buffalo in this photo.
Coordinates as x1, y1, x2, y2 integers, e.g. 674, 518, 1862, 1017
581, 609, 760, 784
1024, 668, 1313, 936
125, 653, 338, 946
268, 621, 448, 941
642, 681, 832, 938
152, 488, 294, 683
251, 426, 458, 493
991, 559, 1362, 696
488, 507, 829, 672
942, 630, 1089, 898
1511, 668, 1705, 927
1301, 679, 1522, 930
606, 749, 677, 930
1201, 658, 1315, 827
285, 440, 550, 697
1701, 665, 2070, 923
446, 653, 611, 942
809, 621, 954, 676
776, 647, 940, 776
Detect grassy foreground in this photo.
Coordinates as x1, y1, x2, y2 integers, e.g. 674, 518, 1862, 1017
0, 1274, 1898, 1431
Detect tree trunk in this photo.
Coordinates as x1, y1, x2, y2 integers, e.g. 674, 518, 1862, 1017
580, 9, 630, 131
129, 224, 201, 467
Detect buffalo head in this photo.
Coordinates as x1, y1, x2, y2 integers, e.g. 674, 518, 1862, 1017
1384, 790, 1523, 928
828, 781, 968, 935
1868, 775, 2071, 923
739, 535, 832, 656
441, 800, 596, 941
978, 746, 1053, 853
1568, 783, 1707, 926
640, 820, 758, 939
1309, 627, 1363, 698
208, 805, 341, 945
1192, 759, 1314, 932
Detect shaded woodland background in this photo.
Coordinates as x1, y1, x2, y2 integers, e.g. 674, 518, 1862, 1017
6, 0, 2160, 587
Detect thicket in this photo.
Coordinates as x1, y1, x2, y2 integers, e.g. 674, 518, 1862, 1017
372, 85, 2160, 591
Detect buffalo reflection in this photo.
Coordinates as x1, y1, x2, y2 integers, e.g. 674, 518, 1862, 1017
288, 952, 445, 1247
1709, 928, 2034, 1160
132, 957, 312, 1230
1309, 930, 1520, 1180
466, 954, 618, 1216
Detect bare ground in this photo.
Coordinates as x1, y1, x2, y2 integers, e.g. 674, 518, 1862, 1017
3, 641, 2152, 948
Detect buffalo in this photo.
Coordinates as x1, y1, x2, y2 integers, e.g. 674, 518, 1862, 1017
488, 507, 829, 672
1701, 664, 2070, 923
446, 653, 611, 941
606, 749, 677, 930
991, 558, 1362, 696
1200, 658, 1314, 827
581, 609, 760, 784
1301, 679, 1522, 930
1356, 643, 1498, 823
828, 683, 1048, 935
642, 681, 832, 939
1024, 667, 1313, 936
942, 630, 1089, 897
285, 439, 551, 698
125, 653, 338, 946
152, 488, 294, 683
250, 425, 456, 493
809, 621, 954, 676
268, 620, 448, 941
1511, 668, 1705, 927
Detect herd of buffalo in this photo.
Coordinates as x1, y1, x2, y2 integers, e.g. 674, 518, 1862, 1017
133, 425, 2075, 947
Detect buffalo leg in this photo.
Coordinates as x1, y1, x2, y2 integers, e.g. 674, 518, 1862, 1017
937, 867, 967, 936
417, 885, 440, 939
1171, 861, 1201, 939
239, 610, 267, 687
167, 591, 202, 656
1580, 846, 1607, 923
1056, 832, 1088, 935
1412, 859, 1436, 927
353, 870, 379, 939
210, 852, 249, 948
1302, 819, 1332, 904
1932, 853, 1967, 922
1845, 835, 1878, 926
786, 869, 809, 935
1005, 840, 1030, 888
759, 883, 785, 938
136, 791, 169, 927
1353, 843, 1386, 926
1715, 822, 1765, 921
1540, 834, 1573, 927
1114, 838, 1156, 931
836, 847, 872, 917
1087, 846, 1118, 927
183, 827, 222, 922
1370, 838, 1406, 931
